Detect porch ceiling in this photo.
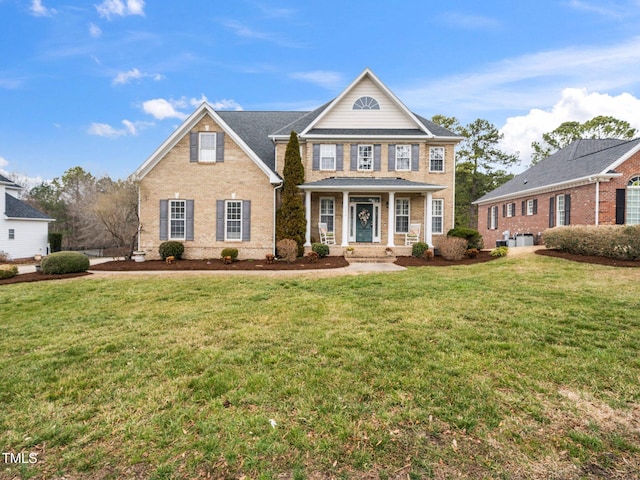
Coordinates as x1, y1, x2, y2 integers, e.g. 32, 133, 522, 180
299, 176, 447, 192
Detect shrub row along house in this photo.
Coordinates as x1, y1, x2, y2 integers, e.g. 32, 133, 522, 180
475, 138, 640, 247
133, 69, 463, 259
0, 174, 53, 260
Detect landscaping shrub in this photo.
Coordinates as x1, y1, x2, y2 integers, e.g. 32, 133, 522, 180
447, 227, 484, 249
41, 252, 90, 274
544, 225, 640, 260
276, 239, 298, 263
48, 232, 63, 253
491, 246, 509, 257
0, 265, 18, 279
158, 241, 184, 260
411, 242, 429, 258
439, 237, 468, 261
0, 250, 9, 262
220, 248, 239, 261
311, 242, 330, 258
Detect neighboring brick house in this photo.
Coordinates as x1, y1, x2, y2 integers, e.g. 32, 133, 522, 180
474, 138, 640, 247
133, 69, 462, 259
1, 174, 53, 260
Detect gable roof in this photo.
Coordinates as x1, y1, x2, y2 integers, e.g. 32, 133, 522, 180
5, 193, 53, 221
475, 138, 640, 204
0, 173, 21, 190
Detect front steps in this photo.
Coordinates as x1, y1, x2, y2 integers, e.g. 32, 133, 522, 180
309, 244, 413, 263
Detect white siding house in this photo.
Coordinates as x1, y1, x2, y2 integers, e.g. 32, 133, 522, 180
1, 174, 53, 260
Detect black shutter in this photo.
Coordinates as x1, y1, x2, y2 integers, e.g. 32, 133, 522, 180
350, 144, 357, 171
242, 200, 251, 241
159, 200, 168, 240
495, 206, 498, 229
616, 189, 626, 224
564, 194, 571, 225
373, 144, 381, 171
388, 145, 395, 171
216, 132, 225, 162
336, 144, 343, 171
533, 199, 538, 215
411, 144, 420, 171
312, 144, 320, 171
186, 200, 194, 241
502, 204, 506, 217
549, 197, 555, 228
487, 206, 491, 230
190, 132, 198, 163
216, 200, 225, 241
521, 201, 525, 216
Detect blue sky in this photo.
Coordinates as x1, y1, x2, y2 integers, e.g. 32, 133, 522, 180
2, 0, 640, 185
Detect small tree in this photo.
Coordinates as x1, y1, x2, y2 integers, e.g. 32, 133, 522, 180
276, 131, 307, 256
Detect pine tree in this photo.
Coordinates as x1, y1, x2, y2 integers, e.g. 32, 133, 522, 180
276, 131, 307, 255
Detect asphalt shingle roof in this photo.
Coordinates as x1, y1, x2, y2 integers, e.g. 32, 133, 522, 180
5, 193, 53, 220
475, 138, 640, 203
0, 174, 21, 188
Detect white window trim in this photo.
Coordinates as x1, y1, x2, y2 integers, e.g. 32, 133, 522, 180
225, 200, 243, 241
169, 199, 186, 240
627, 176, 640, 225
395, 198, 410, 234
320, 144, 336, 171
556, 194, 566, 227
319, 197, 335, 233
199, 132, 217, 163
429, 147, 445, 172
358, 144, 374, 171
527, 199, 534, 216
490, 206, 498, 230
395, 145, 411, 171
507, 203, 514, 218
432, 199, 444, 234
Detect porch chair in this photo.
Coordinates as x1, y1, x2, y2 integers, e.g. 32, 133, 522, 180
405, 223, 421, 246
318, 222, 336, 245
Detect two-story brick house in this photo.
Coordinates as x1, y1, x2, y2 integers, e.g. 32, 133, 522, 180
474, 138, 640, 247
133, 69, 462, 259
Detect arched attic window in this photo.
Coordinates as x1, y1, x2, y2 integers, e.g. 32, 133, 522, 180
626, 175, 640, 224
353, 96, 380, 110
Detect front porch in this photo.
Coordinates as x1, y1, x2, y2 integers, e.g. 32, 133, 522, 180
306, 244, 414, 262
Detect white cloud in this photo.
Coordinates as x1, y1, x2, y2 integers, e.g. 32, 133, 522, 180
112, 68, 163, 85
141, 99, 188, 120
89, 22, 102, 38
30, 0, 56, 16
500, 88, 640, 167
88, 119, 152, 137
95, 0, 145, 19
0, 156, 9, 169
209, 99, 243, 111
290, 70, 344, 90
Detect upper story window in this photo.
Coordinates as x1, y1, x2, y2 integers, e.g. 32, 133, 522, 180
429, 147, 444, 172
353, 96, 380, 110
395, 145, 411, 171
358, 145, 374, 171
320, 144, 336, 170
199, 132, 217, 163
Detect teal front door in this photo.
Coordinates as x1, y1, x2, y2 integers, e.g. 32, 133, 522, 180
355, 204, 373, 242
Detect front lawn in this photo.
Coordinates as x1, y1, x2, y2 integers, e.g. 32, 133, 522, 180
1, 254, 639, 479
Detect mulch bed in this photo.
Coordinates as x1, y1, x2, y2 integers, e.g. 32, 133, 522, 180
535, 248, 640, 267
89, 256, 350, 271
0, 271, 92, 285
395, 250, 497, 267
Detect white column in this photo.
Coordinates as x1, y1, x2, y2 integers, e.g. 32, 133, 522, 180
425, 192, 433, 247
342, 191, 350, 246
304, 190, 312, 246
387, 191, 395, 247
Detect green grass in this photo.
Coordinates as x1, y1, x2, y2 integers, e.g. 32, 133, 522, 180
1, 254, 640, 479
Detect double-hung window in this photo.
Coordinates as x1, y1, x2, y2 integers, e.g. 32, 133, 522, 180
225, 200, 242, 241
432, 199, 443, 234
199, 132, 217, 163
395, 199, 410, 233
320, 144, 336, 170
489, 206, 498, 230
8, 228, 15, 240
169, 200, 186, 240
320, 198, 335, 233
358, 145, 373, 171
507, 203, 514, 217
395, 145, 411, 171
429, 147, 444, 172
626, 176, 640, 225
527, 199, 535, 215
556, 194, 566, 226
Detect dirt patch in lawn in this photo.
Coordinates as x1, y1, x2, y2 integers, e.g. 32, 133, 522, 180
535, 248, 640, 267
394, 250, 497, 267
89, 255, 350, 272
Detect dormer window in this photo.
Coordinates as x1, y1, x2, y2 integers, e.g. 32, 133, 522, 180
353, 96, 380, 110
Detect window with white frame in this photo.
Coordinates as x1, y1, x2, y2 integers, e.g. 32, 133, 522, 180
353, 96, 380, 110
489, 206, 498, 230
432, 199, 443, 234
225, 200, 242, 241
395, 198, 410, 233
320, 144, 336, 170
395, 145, 411, 171
320, 198, 335, 233
8, 228, 15, 240
358, 145, 373, 171
626, 176, 640, 225
556, 194, 566, 226
199, 132, 217, 162
507, 203, 514, 217
429, 147, 444, 172
527, 199, 535, 215
169, 200, 186, 240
